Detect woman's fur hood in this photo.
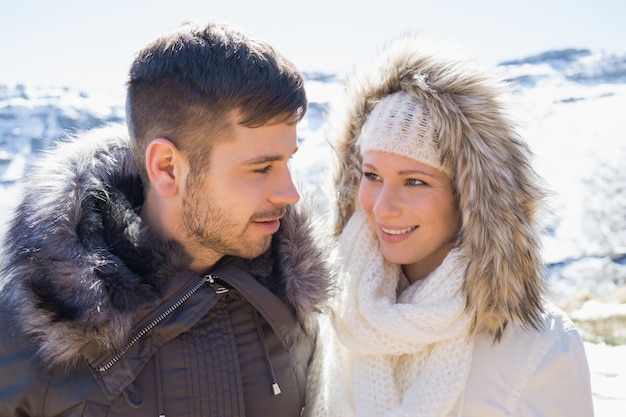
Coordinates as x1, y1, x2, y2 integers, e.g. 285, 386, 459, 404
0, 124, 331, 367
327, 35, 548, 339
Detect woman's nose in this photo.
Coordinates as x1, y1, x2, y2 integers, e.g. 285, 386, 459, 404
373, 185, 402, 218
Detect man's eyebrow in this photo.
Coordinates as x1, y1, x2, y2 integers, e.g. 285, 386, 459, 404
241, 147, 299, 165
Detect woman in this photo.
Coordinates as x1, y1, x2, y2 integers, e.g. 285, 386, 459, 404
305, 36, 594, 417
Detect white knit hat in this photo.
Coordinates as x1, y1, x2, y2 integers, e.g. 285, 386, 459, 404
357, 91, 450, 175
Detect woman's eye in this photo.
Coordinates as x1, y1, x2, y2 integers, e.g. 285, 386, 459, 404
363, 171, 379, 181
406, 178, 425, 186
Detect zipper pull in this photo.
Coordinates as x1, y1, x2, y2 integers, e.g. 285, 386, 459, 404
205, 274, 229, 294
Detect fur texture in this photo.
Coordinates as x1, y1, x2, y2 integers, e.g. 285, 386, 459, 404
325, 36, 548, 339
0, 124, 331, 367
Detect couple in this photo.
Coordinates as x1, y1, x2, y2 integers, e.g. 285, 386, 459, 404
0, 21, 593, 416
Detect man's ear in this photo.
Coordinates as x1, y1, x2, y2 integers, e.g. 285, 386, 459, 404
145, 138, 186, 197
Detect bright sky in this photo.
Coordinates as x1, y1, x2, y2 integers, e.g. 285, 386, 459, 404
2, 0, 624, 90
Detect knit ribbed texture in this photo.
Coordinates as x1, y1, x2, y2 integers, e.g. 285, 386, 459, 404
357, 91, 451, 176
305, 209, 473, 417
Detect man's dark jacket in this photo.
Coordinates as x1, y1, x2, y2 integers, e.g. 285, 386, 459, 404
0, 125, 331, 417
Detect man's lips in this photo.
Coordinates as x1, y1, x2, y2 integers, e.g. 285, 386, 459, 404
250, 207, 286, 233
253, 218, 281, 233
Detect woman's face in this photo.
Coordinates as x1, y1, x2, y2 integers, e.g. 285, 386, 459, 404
358, 150, 460, 283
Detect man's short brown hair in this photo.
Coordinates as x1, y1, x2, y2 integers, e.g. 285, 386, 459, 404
126, 20, 307, 186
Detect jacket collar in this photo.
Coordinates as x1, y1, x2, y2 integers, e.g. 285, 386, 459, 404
1, 124, 331, 368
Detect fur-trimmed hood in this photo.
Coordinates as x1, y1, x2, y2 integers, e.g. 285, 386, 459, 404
0, 124, 331, 366
326, 35, 547, 338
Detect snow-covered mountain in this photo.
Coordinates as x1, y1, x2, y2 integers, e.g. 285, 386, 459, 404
1, 48, 626, 303
494, 49, 626, 301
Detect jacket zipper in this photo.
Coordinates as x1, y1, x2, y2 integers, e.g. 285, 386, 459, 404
97, 275, 224, 372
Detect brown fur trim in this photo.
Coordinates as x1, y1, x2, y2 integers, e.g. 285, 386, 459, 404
0, 124, 331, 367
326, 35, 547, 339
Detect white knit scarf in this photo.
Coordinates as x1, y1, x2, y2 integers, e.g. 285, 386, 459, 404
307, 209, 474, 417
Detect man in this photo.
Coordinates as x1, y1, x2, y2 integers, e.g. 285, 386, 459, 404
0, 21, 330, 416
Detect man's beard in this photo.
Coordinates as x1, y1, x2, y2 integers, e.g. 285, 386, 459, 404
181, 188, 284, 260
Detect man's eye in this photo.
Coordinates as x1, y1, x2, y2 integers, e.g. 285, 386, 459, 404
254, 165, 272, 174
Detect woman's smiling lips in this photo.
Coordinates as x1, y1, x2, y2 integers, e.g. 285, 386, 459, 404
378, 224, 418, 243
